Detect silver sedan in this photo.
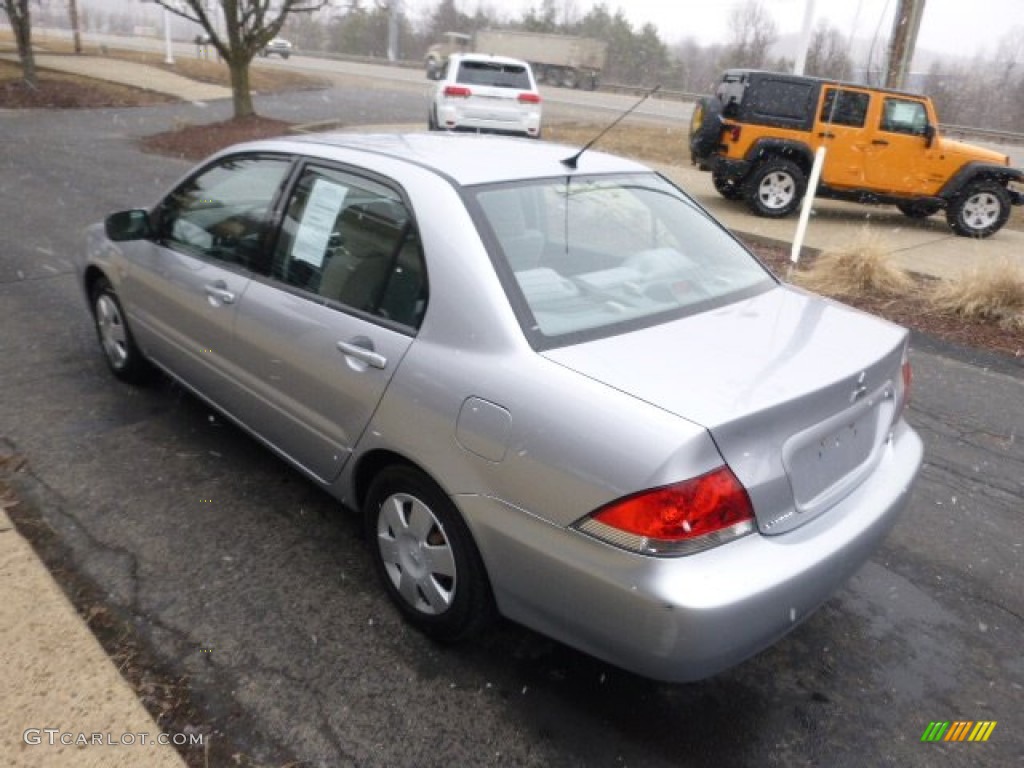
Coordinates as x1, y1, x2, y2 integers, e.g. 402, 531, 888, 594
78, 133, 922, 682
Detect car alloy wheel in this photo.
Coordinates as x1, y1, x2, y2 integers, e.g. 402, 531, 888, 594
946, 180, 1011, 238
365, 465, 494, 642
745, 159, 806, 218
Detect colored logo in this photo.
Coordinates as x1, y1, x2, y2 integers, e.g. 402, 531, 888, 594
921, 721, 997, 742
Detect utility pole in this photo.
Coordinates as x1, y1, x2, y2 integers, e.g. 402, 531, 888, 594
885, 0, 926, 90
68, 0, 82, 54
793, 0, 816, 76
387, 0, 401, 62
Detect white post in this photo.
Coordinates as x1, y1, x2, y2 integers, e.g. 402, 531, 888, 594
790, 146, 826, 267
163, 7, 174, 65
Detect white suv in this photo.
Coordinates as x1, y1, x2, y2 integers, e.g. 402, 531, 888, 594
429, 53, 542, 139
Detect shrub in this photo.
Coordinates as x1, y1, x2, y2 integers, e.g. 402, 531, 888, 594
792, 229, 915, 298
929, 258, 1024, 331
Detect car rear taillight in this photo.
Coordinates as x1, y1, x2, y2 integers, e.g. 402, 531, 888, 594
517, 92, 541, 104
574, 467, 756, 556
444, 85, 472, 98
726, 124, 742, 142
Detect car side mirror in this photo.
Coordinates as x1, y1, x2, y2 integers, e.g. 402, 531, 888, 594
923, 123, 936, 148
105, 209, 152, 242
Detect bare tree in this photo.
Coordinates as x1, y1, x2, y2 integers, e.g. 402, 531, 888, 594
152, 0, 327, 119
805, 21, 852, 80
724, 0, 777, 70
2, 0, 36, 87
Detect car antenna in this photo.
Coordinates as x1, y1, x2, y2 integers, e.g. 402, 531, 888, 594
561, 84, 661, 170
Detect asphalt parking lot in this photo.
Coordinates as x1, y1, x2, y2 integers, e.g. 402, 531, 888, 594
1, 78, 1022, 767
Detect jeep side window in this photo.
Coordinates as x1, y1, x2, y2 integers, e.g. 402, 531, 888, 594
880, 98, 929, 136
820, 89, 869, 127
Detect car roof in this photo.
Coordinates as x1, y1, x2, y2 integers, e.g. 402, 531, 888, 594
450, 52, 533, 68
244, 132, 651, 187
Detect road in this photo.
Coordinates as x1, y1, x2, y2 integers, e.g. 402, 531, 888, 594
1, 82, 1022, 767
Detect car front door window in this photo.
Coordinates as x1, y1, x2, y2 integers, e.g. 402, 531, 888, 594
158, 155, 291, 270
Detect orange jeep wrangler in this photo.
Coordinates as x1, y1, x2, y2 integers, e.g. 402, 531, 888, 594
689, 69, 1023, 238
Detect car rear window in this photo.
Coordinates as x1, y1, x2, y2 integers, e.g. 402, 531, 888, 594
471, 173, 775, 348
456, 61, 532, 90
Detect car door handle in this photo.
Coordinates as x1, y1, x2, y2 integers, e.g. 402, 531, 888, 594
818, 131, 835, 139
204, 281, 236, 304
872, 139, 890, 146
337, 339, 387, 370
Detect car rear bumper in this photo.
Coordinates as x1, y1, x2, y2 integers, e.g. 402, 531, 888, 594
437, 106, 541, 137
458, 421, 923, 682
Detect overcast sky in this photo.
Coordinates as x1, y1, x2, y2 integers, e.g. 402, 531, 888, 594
426, 0, 1024, 60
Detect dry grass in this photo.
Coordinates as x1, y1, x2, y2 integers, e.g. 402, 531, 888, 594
544, 120, 689, 167
791, 229, 917, 298
929, 258, 1024, 331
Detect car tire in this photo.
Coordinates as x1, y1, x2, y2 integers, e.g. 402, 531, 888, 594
90, 276, 151, 384
428, 106, 438, 131
364, 465, 495, 643
689, 97, 724, 160
712, 168, 743, 200
897, 200, 941, 219
744, 158, 806, 218
281, 52, 289, 60
945, 180, 1011, 238
561, 68, 579, 89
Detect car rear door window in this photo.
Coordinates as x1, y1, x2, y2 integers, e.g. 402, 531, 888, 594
820, 89, 870, 127
271, 166, 428, 329
156, 155, 291, 270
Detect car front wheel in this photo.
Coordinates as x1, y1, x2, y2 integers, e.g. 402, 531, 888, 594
364, 465, 494, 642
946, 180, 1011, 238
90, 276, 150, 384
744, 159, 806, 218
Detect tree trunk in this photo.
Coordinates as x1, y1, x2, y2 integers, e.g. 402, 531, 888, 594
5, 0, 37, 87
227, 56, 255, 118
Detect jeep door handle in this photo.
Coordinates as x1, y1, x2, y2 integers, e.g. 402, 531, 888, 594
204, 281, 236, 304
337, 339, 387, 370
872, 139, 890, 146
818, 131, 836, 139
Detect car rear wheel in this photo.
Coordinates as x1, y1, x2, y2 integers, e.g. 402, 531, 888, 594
90, 276, 150, 384
365, 465, 494, 642
946, 180, 1011, 238
744, 159, 806, 218
428, 106, 439, 131
897, 200, 941, 219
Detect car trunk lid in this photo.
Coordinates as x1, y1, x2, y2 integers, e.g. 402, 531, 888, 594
542, 286, 908, 535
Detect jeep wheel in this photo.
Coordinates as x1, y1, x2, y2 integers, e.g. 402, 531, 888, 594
744, 159, 806, 218
897, 201, 941, 219
712, 169, 743, 200
946, 181, 1011, 238
689, 97, 724, 160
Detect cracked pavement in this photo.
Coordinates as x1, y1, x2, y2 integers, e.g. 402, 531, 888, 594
1, 88, 1022, 767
